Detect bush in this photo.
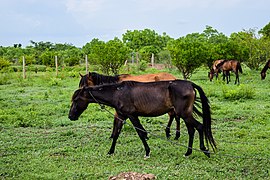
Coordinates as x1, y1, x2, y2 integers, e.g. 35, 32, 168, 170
0, 58, 11, 69
222, 84, 255, 100
138, 60, 148, 71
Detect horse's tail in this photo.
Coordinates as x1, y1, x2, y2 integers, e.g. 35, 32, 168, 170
237, 62, 243, 73
192, 83, 217, 152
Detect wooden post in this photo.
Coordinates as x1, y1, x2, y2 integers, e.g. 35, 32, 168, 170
131, 52, 134, 64
136, 52, 139, 64
55, 55, 58, 76
22, 56, 26, 79
151, 53, 154, 67
85, 55, 88, 74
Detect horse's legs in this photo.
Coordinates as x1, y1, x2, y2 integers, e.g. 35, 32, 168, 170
108, 115, 126, 155
165, 111, 180, 140
225, 71, 230, 84
235, 71, 239, 84
222, 71, 226, 81
165, 112, 174, 139
129, 116, 150, 158
110, 113, 119, 138
183, 116, 210, 157
183, 120, 195, 156
174, 115, 181, 140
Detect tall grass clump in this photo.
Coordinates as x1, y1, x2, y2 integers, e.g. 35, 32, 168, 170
222, 84, 255, 100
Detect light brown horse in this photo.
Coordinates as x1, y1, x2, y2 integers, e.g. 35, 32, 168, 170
212, 60, 243, 84
208, 59, 227, 81
78, 72, 180, 139
261, 60, 270, 80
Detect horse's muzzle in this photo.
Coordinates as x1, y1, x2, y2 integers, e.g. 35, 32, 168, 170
68, 115, 78, 121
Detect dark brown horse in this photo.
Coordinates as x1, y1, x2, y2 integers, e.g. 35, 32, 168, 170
215, 60, 243, 84
261, 60, 270, 80
79, 72, 179, 140
69, 80, 217, 158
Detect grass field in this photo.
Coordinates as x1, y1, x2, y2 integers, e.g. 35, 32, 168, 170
0, 66, 269, 179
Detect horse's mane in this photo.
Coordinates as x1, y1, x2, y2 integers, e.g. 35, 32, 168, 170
216, 59, 228, 69
90, 72, 120, 85
261, 60, 270, 74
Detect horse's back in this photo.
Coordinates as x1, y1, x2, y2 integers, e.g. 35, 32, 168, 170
120, 72, 176, 82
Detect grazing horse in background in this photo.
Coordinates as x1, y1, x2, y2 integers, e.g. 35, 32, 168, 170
215, 60, 243, 84
78, 72, 179, 140
261, 60, 270, 80
208, 59, 227, 81
69, 80, 217, 158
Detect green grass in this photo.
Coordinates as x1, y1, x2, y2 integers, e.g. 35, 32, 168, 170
0, 67, 270, 179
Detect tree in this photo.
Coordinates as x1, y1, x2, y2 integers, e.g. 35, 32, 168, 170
83, 38, 130, 74
122, 29, 172, 63
105, 38, 130, 74
202, 26, 231, 68
58, 48, 83, 66
167, 33, 207, 79
259, 22, 270, 38
230, 29, 269, 70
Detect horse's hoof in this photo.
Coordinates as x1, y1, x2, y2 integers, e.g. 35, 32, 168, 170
203, 151, 211, 158
144, 152, 151, 159
184, 151, 192, 157
107, 151, 114, 155
144, 155, 150, 159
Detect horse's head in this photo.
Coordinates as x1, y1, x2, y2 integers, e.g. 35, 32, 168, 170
208, 69, 214, 81
68, 87, 90, 120
78, 72, 95, 88
261, 71, 266, 80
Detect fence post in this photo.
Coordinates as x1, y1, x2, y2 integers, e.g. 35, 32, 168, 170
22, 56, 26, 79
85, 55, 88, 74
151, 53, 154, 67
55, 55, 58, 76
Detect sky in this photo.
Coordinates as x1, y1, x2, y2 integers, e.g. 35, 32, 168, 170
0, 0, 269, 47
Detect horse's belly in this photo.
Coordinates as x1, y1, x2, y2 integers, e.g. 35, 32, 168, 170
135, 105, 172, 117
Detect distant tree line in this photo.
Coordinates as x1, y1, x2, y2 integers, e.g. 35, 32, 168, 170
1, 23, 270, 79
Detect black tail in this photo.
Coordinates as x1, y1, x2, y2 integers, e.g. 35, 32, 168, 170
261, 60, 270, 74
192, 83, 217, 152
237, 62, 243, 73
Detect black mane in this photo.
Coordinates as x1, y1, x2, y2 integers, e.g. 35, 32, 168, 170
216, 59, 228, 69
90, 72, 120, 85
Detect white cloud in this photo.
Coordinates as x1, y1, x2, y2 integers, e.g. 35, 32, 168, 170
65, 0, 104, 14
134, 0, 245, 11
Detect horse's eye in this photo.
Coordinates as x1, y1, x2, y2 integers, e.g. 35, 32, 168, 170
98, 88, 103, 91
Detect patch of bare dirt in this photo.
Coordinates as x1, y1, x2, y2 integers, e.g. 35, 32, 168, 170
109, 172, 156, 180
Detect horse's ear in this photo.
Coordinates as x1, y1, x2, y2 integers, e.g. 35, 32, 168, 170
88, 72, 91, 77
79, 73, 83, 77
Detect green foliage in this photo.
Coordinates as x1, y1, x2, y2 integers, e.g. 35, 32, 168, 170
222, 84, 255, 100
167, 33, 207, 79
0, 57, 11, 69
83, 38, 130, 74
138, 60, 148, 71
259, 22, 270, 38
40, 50, 56, 66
